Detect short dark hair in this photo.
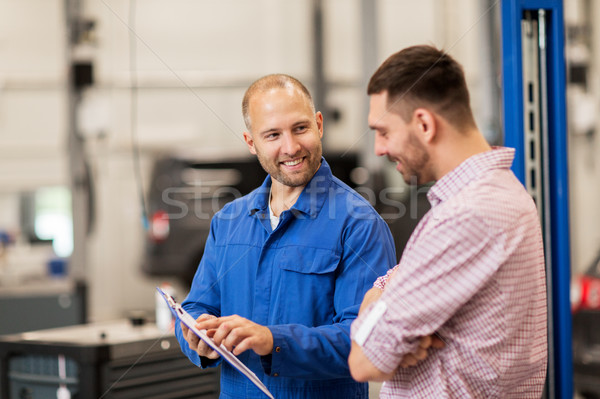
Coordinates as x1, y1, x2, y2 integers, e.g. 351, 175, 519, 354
242, 74, 315, 131
368, 45, 476, 129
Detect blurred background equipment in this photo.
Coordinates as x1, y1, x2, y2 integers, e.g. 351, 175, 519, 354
0, 320, 219, 399
571, 251, 600, 398
0, 280, 85, 336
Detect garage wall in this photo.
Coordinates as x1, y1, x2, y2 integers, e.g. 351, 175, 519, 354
1, 0, 512, 321
0, 0, 70, 286
0, 0, 68, 191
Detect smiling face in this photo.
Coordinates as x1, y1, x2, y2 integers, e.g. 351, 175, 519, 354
369, 91, 432, 185
243, 86, 323, 189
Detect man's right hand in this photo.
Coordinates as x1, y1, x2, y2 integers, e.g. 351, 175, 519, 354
399, 334, 446, 368
181, 314, 220, 359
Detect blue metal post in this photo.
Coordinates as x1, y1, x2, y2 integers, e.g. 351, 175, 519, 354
501, 1, 572, 398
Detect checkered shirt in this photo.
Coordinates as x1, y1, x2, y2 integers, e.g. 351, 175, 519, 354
352, 147, 547, 398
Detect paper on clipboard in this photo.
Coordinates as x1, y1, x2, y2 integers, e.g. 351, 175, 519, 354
156, 287, 275, 399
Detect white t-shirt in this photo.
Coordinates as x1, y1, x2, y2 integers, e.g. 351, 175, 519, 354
268, 190, 280, 230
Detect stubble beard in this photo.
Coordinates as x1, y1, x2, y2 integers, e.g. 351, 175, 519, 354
400, 130, 430, 185
257, 146, 323, 188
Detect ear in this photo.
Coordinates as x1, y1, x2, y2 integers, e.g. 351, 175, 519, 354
315, 111, 324, 139
413, 108, 436, 143
243, 131, 257, 155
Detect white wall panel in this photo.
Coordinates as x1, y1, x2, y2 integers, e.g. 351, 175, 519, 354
87, 87, 250, 154
324, 87, 364, 152
377, 0, 439, 64
0, 90, 68, 191
0, 90, 67, 150
0, 2, 69, 311
85, 152, 151, 320
0, 0, 68, 192
323, 0, 361, 81
93, 0, 312, 82
0, 0, 66, 81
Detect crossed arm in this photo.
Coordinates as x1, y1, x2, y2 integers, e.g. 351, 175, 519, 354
348, 286, 445, 382
180, 283, 444, 382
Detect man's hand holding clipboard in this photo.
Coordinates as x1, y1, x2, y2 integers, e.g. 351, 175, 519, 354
156, 287, 275, 399
181, 313, 220, 360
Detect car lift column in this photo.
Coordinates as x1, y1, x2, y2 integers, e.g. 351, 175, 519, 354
501, 1, 571, 398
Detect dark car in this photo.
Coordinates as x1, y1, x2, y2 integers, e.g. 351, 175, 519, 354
141, 152, 431, 286
142, 155, 267, 284
572, 251, 600, 399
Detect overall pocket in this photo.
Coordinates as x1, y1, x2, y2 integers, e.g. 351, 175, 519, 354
275, 247, 341, 326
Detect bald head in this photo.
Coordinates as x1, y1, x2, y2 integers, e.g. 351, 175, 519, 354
242, 74, 315, 131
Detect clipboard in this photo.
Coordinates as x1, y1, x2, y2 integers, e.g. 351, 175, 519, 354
156, 287, 275, 399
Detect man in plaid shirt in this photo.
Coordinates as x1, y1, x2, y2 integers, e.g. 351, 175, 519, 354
348, 45, 547, 398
